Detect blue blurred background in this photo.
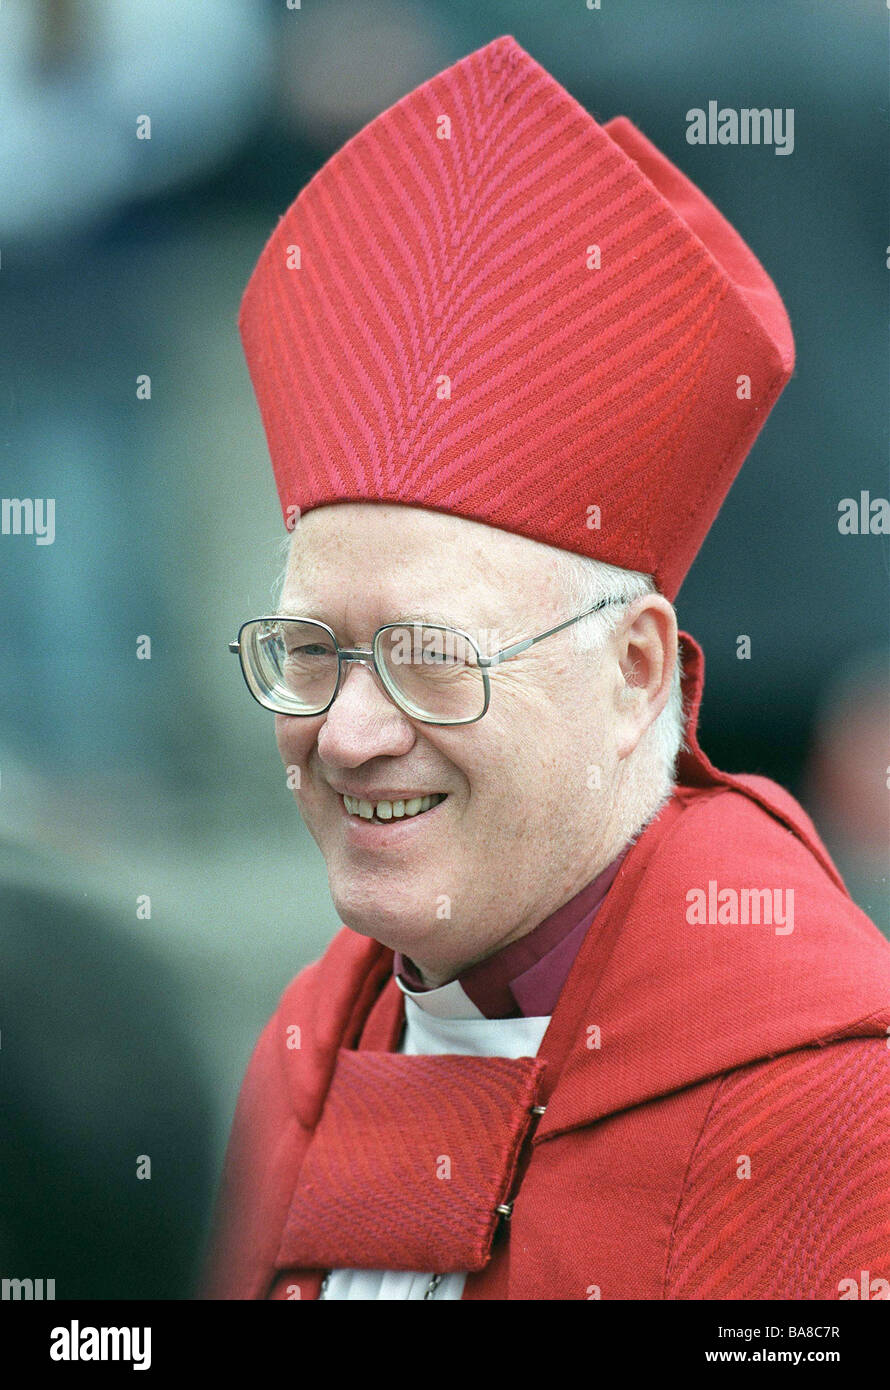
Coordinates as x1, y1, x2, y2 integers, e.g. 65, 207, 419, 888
1, 0, 887, 1297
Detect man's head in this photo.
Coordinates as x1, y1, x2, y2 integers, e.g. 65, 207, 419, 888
274, 502, 682, 985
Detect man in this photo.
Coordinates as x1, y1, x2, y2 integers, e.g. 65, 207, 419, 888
201, 35, 890, 1300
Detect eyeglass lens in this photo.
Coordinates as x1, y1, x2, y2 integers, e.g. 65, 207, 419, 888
242, 619, 486, 721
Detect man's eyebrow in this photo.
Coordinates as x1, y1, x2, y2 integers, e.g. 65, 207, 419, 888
386, 611, 472, 630
279, 605, 473, 631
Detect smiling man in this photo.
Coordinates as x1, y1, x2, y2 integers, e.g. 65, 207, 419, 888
200, 36, 890, 1301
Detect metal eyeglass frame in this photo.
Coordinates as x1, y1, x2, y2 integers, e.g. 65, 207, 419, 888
228, 595, 625, 727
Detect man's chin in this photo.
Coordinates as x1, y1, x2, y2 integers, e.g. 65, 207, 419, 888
329, 890, 444, 957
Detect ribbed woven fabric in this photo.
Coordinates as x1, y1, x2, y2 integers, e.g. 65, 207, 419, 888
666, 1039, 890, 1299
275, 1049, 546, 1273
239, 34, 794, 600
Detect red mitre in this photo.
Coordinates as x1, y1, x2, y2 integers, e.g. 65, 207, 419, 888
238, 34, 794, 601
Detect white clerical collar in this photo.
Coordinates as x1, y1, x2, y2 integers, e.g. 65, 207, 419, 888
394, 971, 487, 1020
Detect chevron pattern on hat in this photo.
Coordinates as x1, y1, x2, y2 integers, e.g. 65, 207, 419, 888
239, 34, 794, 600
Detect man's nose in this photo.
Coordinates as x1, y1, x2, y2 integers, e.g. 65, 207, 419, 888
315, 660, 415, 764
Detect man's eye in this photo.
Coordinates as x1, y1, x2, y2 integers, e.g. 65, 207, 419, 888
287, 644, 330, 657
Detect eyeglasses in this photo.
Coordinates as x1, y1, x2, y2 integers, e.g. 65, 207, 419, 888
228, 597, 624, 726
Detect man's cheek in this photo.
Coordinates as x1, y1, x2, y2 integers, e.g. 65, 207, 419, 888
273, 718, 291, 763
275, 717, 310, 767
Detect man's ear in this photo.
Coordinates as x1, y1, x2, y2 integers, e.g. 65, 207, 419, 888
612, 594, 678, 761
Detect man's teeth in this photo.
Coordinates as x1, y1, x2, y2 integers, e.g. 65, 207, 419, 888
342, 793, 446, 821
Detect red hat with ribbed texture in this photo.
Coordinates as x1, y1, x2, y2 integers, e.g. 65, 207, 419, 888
239, 34, 794, 600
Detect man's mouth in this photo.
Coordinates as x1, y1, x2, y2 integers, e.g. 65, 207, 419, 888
341, 792, 448, 824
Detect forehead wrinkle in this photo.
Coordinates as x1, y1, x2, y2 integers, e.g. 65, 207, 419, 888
279, 515, 541, 643
275, 599, 479, 634
274, 585, 530, 653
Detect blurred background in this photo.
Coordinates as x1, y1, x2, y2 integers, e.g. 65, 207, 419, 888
0, 0, 887, 1298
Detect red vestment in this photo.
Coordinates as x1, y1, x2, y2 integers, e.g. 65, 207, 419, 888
200, 634, 890, 1300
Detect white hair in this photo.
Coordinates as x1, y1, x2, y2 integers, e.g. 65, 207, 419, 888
549, 547, 687, 807
272, 531, 293, 604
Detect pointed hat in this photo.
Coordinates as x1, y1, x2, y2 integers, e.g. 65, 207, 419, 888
239, 35, 794, 601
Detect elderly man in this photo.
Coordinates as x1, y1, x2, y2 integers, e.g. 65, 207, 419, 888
201, 36, 890, 1301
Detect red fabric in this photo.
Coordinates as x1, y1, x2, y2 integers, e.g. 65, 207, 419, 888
199, 638, 890, 1300
666, 1041, 890, 1299
277, 1052, 546, 1272
237, 35, 794, 601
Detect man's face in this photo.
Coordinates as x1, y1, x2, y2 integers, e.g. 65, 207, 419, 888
275, 503, 625, 985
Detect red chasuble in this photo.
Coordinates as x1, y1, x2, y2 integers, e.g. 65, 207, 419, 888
199, 633, 890, 1300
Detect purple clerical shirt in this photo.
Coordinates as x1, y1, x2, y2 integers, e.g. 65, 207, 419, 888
392, 849, 628, 1020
